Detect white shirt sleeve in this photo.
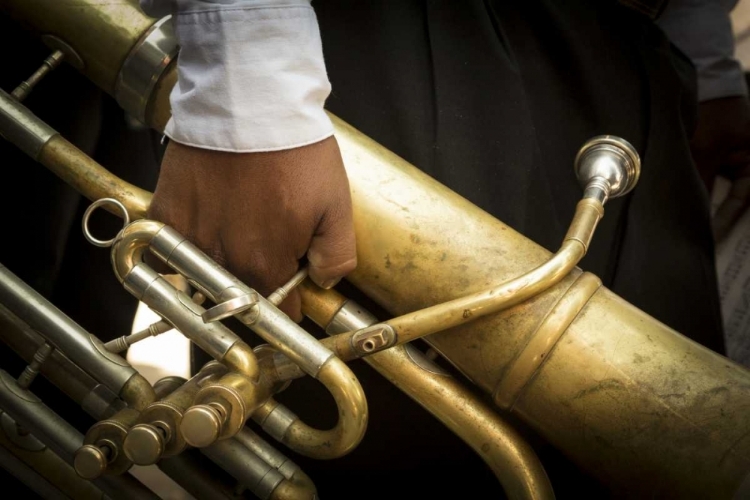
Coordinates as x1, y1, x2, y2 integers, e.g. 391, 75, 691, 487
139, 0, 333, 152
658, 0, 748, 102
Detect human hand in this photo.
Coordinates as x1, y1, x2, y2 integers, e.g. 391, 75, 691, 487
147, 136, 357, 322
690, 96, 750, 242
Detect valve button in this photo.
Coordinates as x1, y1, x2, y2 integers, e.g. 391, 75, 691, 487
73, 444, 108, 479
181, 405, 222, 448
123, 424, 164, 465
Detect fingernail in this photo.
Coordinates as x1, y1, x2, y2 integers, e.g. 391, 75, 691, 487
321, 278, 341, 290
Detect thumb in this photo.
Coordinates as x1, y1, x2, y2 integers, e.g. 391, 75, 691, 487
307, 203, 357, 289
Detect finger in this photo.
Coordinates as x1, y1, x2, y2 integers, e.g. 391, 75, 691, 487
223, 234, 305, 319
307, 201, 357, 289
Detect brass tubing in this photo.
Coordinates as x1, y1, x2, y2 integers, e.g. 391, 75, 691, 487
110, 219, 163, 283
111, 223, 261, 382
505, 288, 750, 498
1, 0, 155, 95
152, 375, 187, 400
124, 363, 227, 464
376, 345, 554, 500
11, 50, 66, 101
233, 428, 317, 500
323, 240, 582, 358
222, 342, 261, 382
322, 199, 603, 359
493, 272, 602, 409
252, 358, 368, 460
0, 371, 157, 499
38, 135, 151, 220
147, 225, 333, 379
74, 407, 142, 479
381, 240, 583, 343
299, 285, 554, 500
0, 304, 98, 408
0, 370, 88, 470
182, 370, 276, 447
158, 452, 240, 500
4, 1, 750, 492
201, 427, 317, 500
269, 469, 317, 500
0, 264, 155, 410
280, 358, 367, 460
0, 421, 105, 500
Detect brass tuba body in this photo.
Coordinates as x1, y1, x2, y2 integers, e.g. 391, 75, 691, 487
0, 1, 749, 498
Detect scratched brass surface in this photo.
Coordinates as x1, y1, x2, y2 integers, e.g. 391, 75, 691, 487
2, 0, 749, 496
2, 0, 154, 95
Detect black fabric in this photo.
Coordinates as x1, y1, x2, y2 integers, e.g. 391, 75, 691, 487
618, 0, 670, 20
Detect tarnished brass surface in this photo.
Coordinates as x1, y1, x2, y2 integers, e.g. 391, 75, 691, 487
280, 358, 368, 460
563, 199, 604, 252
331, 115, 750, 496
271, 468, 317, 500
152, 376, 187, 399
0, 303, 100, 409
183, 371, 274, 446
38, 136, 151, 221
300, 284, 554, 500
1, 0, 155, 94
0, 423, 105, 499
119, 372, 156, 411
222, 341, 261, 383
125, 362, 227, 462
110, 220, 164, 283
3, 1, 750, 496
494, 272, 602, 409
514, 288, 750, 498
75, 407, 140, 478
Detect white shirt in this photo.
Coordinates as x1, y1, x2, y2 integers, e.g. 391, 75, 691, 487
140, 0, 748, 153
140, 0, 333, 152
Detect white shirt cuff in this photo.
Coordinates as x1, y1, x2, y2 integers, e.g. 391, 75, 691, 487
141, 2, 334, 152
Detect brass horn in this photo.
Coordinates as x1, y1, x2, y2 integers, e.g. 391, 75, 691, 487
0, 1, 749, 499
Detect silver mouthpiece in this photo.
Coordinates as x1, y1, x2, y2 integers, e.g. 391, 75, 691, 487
574, 135, 641, 204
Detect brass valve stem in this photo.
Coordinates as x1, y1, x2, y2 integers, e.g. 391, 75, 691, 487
123, 362, 227, 465
11, 50, 65, 102
180, 371, 275, 448
73, 407, 140, 479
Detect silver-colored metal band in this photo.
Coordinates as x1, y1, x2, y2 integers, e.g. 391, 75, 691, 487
115, 16, 178, 124
81, 384, 125, 421
259, 404, 297, 442
0, 88, 57, 159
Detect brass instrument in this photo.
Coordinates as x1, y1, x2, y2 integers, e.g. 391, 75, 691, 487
0, 1, 748, 499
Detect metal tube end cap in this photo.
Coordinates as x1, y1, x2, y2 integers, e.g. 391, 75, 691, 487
574, 135, 641, 199
74, 445, 108, 479
180, 405, 222, 448
123, 424, 165, 465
